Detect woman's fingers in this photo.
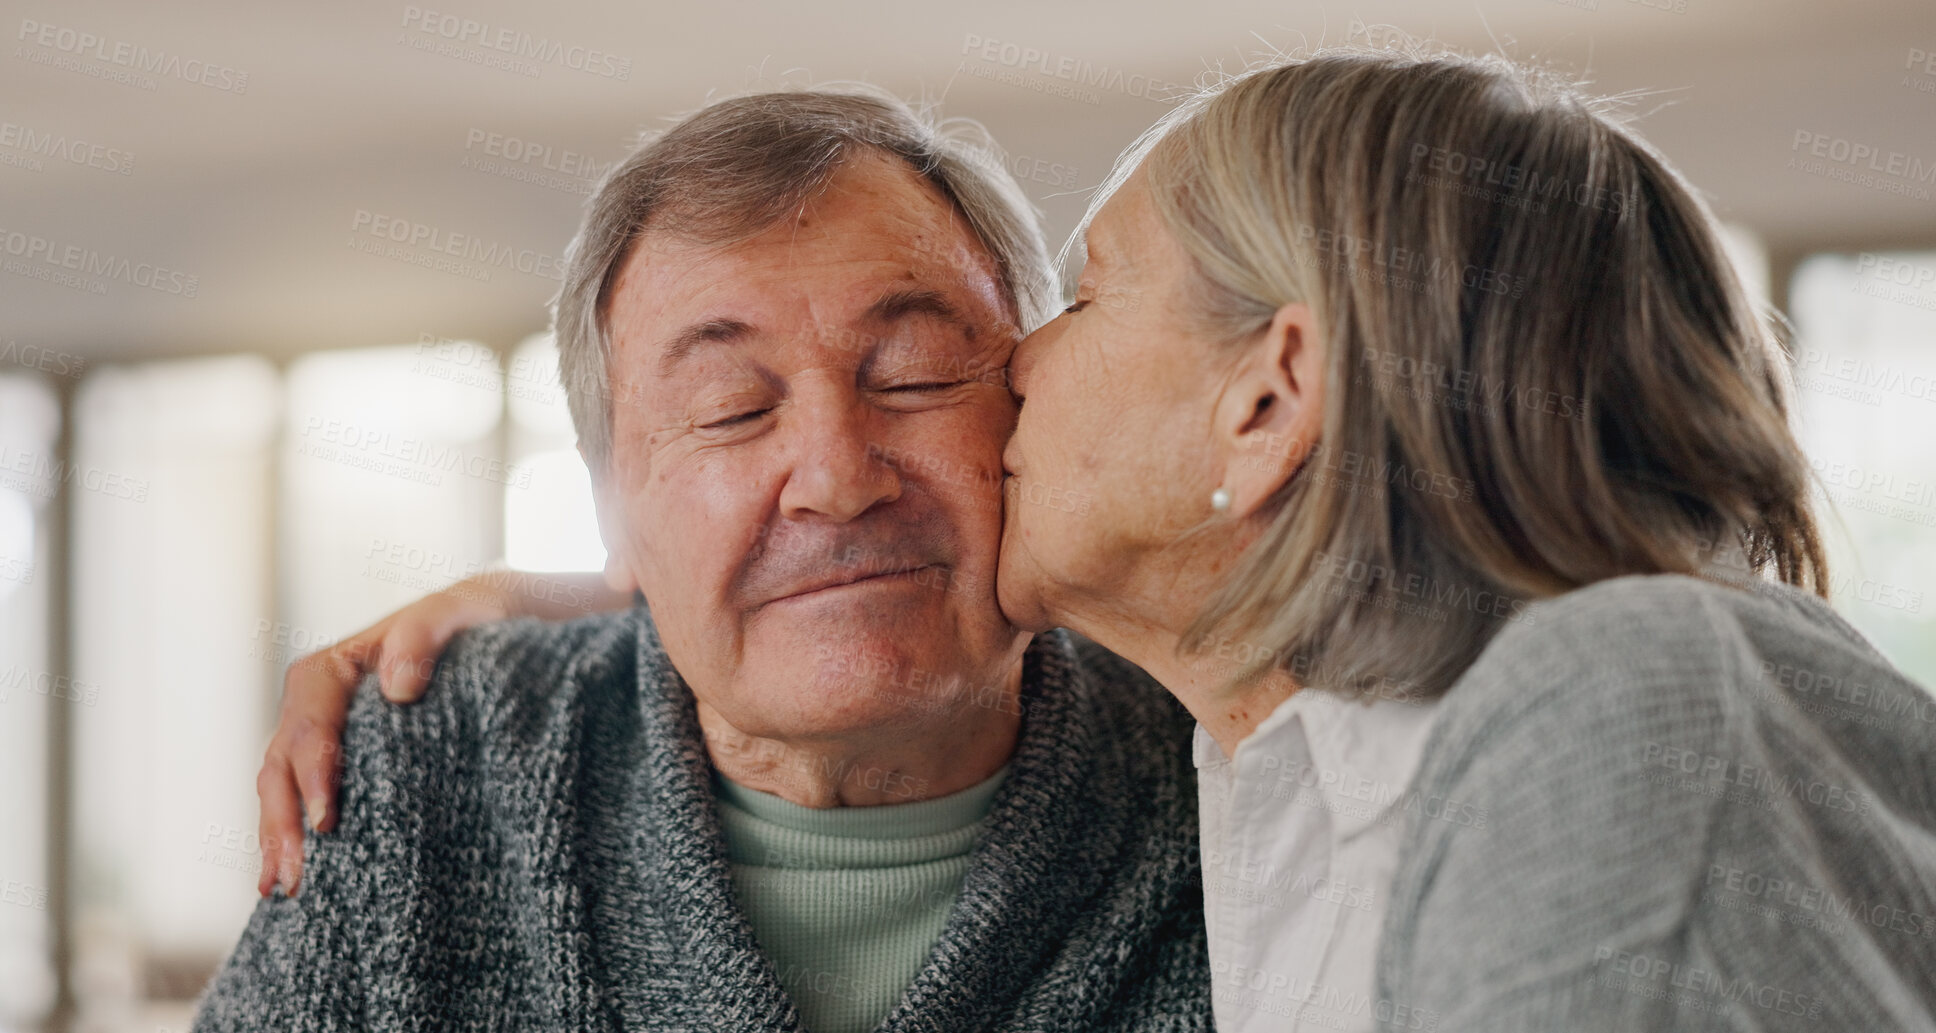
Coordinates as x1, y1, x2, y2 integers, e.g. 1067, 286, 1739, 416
375, 584, 512, 700
252, 586, 512, 894
377, 615, 447, 703
290, 714, 344, 836
255, 754, 302, 897
256, 626, 383, 894
284, 636, 371, 830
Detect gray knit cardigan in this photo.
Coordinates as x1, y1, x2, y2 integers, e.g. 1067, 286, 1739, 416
193, 609, 1210, 1032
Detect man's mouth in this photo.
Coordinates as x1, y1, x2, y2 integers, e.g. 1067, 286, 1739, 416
767, 564, 941, 606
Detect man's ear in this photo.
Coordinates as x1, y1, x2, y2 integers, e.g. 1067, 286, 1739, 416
1211, 302, 1325, 519
580, 443, 640, 595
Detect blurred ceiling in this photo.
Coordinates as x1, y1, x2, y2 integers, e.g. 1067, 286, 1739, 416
3, 0, 1934, 363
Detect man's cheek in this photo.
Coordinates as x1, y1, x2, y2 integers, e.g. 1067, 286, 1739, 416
621, 495, 709, 608
628, 523, 743, 690
936, 453, 1005, 525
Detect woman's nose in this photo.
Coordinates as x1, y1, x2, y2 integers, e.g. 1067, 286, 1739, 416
1008, 325, 1051, 402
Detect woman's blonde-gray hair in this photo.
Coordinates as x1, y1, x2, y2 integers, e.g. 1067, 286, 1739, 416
1102, 47, 1828, 699
554, 84, 1056, 478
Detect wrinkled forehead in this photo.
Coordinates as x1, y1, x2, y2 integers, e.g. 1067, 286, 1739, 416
1085, 168, 1156, 263
605, 163, 1013, 374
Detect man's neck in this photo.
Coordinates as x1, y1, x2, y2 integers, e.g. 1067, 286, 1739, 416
695, 660, 1025, 808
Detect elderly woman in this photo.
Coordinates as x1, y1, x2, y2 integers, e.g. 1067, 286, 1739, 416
992, 50, 1936, 1032
257, 48, 1936, 1032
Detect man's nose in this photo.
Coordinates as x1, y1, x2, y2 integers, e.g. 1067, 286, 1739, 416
776, 391, 902, 522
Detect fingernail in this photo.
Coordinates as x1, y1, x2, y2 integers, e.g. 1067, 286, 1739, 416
306, 801, 325, 830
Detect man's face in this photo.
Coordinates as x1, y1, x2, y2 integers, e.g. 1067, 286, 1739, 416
595, 151, 1029, 744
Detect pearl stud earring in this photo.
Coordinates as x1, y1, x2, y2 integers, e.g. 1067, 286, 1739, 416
1210, 487, 1232, 513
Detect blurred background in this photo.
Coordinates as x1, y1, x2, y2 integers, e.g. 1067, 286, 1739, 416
2, 1, 1934, 1029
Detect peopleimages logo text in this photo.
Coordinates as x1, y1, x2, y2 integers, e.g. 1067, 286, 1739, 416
960, 34, 1184, 103
0, 227, 199, 297
1791, 131, 1936, 183
399, 6, 630, 80
15, 18, 248, 92
349, 209, 565, 281
0, 122, 134, 174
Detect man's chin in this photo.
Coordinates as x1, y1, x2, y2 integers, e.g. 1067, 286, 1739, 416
725, 673, 983, 740
751, 623, 970, 687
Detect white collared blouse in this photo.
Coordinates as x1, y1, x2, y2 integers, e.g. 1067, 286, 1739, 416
1195, 689, 1446, 1033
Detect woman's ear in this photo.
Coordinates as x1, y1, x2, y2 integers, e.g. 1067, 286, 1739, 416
1212, 302, 1325, 519
581, 446, 641, 595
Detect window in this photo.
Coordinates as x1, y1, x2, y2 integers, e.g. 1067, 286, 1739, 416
503, 333, 605, 573
0, 373, 58, 1028
280, 343, 506, 645
53, 341, 523, 1029
1789, 251, 1936, 685
69, 357, 278, 1020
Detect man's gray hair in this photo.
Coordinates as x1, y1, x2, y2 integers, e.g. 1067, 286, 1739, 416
553, 85, 1057, 478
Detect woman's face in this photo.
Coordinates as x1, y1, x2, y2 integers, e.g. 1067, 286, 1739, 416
996, 171, 1233, 634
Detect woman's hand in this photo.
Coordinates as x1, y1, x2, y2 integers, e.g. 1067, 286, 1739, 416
255, 570, 621, 896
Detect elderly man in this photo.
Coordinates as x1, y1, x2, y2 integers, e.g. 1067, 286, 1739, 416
193, 89, 1208, 1032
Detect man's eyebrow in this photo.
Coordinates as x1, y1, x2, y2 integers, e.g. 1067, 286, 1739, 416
655, 317, 755, 377
653, 288, 969, 377
865, 286, 974, 340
